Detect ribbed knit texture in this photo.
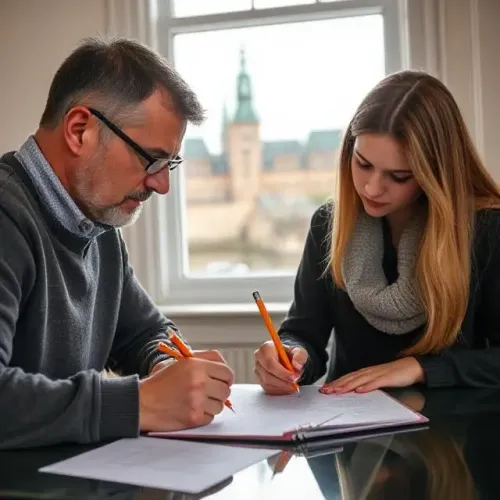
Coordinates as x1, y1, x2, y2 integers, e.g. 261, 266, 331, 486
0, 153, 175, 449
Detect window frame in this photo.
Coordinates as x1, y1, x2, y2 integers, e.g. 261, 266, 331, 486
152, 0, 409, 311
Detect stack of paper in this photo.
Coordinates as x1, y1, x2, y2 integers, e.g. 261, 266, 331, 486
40, 437, 278, 494
150, 385, 427, 443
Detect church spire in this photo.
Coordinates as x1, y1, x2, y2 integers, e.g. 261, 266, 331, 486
233, 47, 258, 123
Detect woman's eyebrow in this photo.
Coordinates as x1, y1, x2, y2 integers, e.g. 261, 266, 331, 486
354, 149, 412, 173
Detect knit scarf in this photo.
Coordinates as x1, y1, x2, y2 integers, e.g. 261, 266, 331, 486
341, 207, 427, 334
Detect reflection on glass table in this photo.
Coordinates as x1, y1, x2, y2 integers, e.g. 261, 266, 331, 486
3, 387, 500, 499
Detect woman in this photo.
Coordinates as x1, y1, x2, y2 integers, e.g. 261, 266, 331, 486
254, 69, 500, 395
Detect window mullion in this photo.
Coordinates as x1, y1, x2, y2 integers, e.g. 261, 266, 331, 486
163, 0, 387, 33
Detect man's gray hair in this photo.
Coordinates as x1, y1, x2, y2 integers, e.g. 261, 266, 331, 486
40, 36, 205, 129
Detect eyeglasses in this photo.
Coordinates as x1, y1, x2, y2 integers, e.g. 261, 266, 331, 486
88, 107, 183, 174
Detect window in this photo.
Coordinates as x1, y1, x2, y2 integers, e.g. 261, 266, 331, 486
156, 0, 406, 308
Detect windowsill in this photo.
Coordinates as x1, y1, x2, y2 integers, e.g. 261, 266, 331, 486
158, 302, 290, 318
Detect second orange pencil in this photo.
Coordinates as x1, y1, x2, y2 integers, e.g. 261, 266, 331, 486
252, 291, 300, 395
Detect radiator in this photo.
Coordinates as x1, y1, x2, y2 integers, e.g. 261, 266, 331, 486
195, 344, 259, 383
193, 341, 333, 384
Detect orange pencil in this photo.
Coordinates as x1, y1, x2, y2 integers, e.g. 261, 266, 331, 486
271, 449, 293, 477
157, 341, 183, 360
158, 331, 235, 413
168, 330, 193, 358
252, 291, 300, 395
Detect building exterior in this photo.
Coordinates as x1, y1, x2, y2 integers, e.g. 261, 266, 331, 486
183, 49, 342, 271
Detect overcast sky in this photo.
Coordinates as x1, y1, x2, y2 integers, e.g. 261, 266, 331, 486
165, 5, 386, 154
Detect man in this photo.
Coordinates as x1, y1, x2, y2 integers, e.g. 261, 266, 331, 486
0, 37, 234, 449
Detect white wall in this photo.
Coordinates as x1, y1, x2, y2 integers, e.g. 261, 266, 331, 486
0, 0, 499, 379
0, 0, 107, 152
477, 0, 500, 171
405, 0, 500, 177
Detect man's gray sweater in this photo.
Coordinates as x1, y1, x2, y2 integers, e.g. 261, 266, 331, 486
0, 152, 174, 449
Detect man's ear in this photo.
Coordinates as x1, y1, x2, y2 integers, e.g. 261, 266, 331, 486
63, 106, 97, 156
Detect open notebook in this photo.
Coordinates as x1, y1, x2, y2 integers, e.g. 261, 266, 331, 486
149, 384, 427, 444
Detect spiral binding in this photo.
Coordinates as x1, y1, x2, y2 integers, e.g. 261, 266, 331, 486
293, 423, 316, 443
292, 412, 347, 443
291, 425, 344, 458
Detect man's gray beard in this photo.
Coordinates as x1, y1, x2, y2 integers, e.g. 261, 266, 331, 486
74, 150, 149, 228
90, 203, 145, 228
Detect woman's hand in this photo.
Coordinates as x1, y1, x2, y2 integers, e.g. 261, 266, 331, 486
254, 341, 308, 395
320, 357, 425, 394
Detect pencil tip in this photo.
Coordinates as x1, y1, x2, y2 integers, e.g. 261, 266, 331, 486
230, 407, 236, 413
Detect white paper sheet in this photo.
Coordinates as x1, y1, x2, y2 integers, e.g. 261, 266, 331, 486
40, 437, 278, 494
151, 385, 424, 441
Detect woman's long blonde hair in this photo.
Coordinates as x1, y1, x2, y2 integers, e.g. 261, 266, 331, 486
364, 430, 477, 500
331, 70, 500, 355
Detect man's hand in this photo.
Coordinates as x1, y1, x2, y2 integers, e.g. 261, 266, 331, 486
149, 358, 177, 375
320, 357, 425, 394
139, 350, 234, 432
254, 340, 308, 395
